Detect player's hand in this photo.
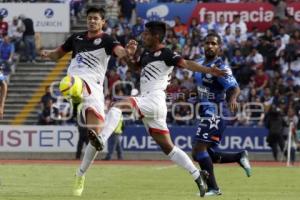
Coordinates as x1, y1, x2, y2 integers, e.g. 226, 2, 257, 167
40, 50, 51, 59
228, 98, 238, 113
210, 66, 227, 77
125, 40, 138, 56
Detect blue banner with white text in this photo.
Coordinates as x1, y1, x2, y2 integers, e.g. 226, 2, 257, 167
121, 126, 271, 152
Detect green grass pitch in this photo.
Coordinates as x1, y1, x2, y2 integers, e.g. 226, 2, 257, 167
0, 163, 300, 200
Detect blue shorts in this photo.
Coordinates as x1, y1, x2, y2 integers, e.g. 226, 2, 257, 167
193, 115, 226, 146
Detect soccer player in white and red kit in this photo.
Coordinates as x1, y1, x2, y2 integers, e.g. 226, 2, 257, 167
94, 21, 226, 197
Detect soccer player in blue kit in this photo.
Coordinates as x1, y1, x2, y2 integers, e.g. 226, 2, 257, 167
192, 32, 252, 196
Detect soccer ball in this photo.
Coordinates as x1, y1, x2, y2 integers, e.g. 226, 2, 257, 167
59, 75, 83, 103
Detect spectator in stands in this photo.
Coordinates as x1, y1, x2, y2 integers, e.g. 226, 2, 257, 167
132, 17, 144, 39
19, 14, 36, 63
279, 26, 290, 46
261, 87, 274, 112
37, 98, 55, 125
265, 105, 285, 161
199, 13, 218, 37
246, 47, 263, 71
8, 16, 25, 53
233, 27, 247, 45
270, 0, 287, 21
0, 65, 7, 119
254, 67, 269, 94
107, 68, 120, 92
230, 48, 246, 81
269, 16, 281, 37
173, 16, 188, 37
70, 0, 83, 21
105, 0, 120, 28
284, 15, 300, 35
189, 18, 199, 36
39, 85, 56, 112
0, 35, 15, 75
103, 116, 124, 160
230, 14, 247, 36
217, 15, 228, 36
0, 15, 8, 38
284, 36, 298, 66
120, 0, 136, 23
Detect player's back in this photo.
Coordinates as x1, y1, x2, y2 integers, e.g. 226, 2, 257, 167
139, 47, 180, 95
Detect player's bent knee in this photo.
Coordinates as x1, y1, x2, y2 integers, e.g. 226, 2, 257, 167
193, 151, 210, 162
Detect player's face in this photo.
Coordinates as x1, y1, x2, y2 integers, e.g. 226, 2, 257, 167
87, 12, 105, 33
204, 36, 220, 59
142, 28, 155, 49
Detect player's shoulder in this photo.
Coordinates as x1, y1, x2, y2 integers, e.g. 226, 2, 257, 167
161, 47, 181, 58
68, 31, 86, 40
196, 57, 205, 64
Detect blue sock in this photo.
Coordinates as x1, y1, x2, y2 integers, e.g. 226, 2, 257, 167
195, 151, 219, 190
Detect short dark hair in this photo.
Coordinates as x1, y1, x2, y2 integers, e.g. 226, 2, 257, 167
145, 21, 166, 42
205, 32, 222, 45
86, 6, 105, 19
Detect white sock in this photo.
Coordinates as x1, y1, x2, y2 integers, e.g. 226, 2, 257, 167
76, 143, 98, 176
100, 107, 122, 143
168, 146, 200, 180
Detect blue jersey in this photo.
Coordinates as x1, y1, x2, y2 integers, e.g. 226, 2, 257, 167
193, 57, 238, 146
194, 57, 238, 117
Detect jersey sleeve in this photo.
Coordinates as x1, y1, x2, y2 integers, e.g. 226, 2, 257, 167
60, 34, 75, 52
217, 64, 238, 90
164, 48, 183, 67
103, 34, 121, 56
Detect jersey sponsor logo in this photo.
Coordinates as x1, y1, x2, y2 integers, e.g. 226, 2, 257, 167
93, 38, 102, 45
44, 8, 54, 18
76, 55, 83, 64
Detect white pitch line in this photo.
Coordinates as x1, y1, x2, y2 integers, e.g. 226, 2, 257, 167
155, 165, 177, 170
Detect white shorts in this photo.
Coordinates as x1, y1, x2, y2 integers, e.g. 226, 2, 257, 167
130, 90, 169, 134
81, 78, 105, 122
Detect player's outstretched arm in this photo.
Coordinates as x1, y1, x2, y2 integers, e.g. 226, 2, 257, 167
179, 59, 226, 77
0, 80, 7, 119
226, 87, 240, 112
113, 40, 140, 70
40, 48, 66, 61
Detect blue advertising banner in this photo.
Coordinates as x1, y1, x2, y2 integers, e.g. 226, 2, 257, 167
121, 126, 271, 152
136, 2, 197, 26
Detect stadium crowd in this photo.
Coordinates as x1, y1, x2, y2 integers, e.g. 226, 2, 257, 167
1, 0, 297, 159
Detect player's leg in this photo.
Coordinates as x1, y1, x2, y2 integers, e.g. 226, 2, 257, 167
192, 116, 225, 196
73, 81, 106, 196
97, 100, 127, 144
73, 109, 103, 196
146, 118, 207, 197
207, 148, 251, 177
192, 142, 221, 196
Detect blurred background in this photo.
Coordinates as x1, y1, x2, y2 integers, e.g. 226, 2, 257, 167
0, 0, 299, 163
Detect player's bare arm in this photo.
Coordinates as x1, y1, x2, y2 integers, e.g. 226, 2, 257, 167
40, 47, 66, 61
0, 80, 7, 119
179, 59, 226, 77
226, 87, 240, 112
113, 40, 140, 70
